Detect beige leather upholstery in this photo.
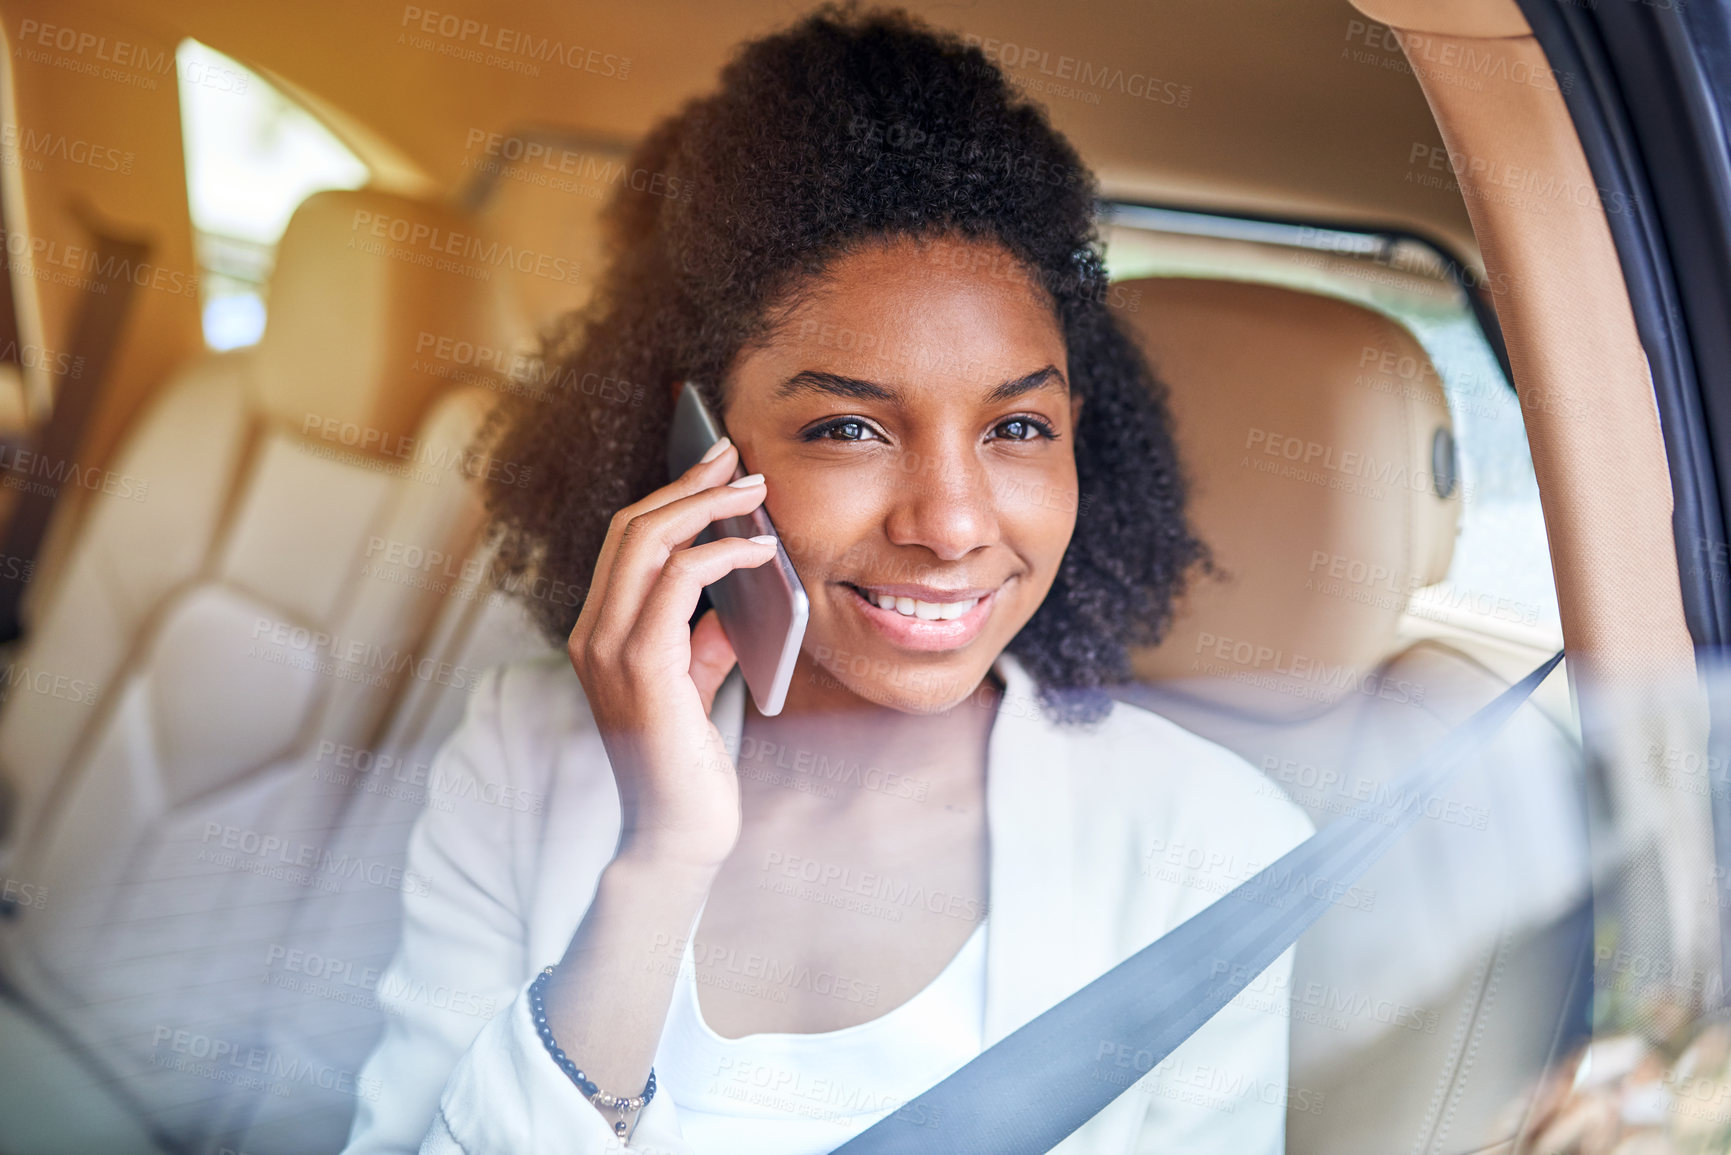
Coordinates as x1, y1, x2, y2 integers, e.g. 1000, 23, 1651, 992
0, 187, 553, 1153
472, 150, 610, 351
1115, 276, 1590, 1154
1348, 0, 1530, 38
252, 191, 500, 435
1128, 279, 1460, 717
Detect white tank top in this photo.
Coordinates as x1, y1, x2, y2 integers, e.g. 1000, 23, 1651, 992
655, 918, 989, 1154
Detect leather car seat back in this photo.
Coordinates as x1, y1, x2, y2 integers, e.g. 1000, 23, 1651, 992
1113, 277, 1590, 1154
0, 188, 517, 1149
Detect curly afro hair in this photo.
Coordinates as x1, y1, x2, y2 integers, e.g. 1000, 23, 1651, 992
481, 3, 1206, 723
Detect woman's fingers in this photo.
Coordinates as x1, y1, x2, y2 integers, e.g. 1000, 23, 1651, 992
689, 609, 738, 715
561, 436, 766, 868
624, 535, 778, 666
584, 438, 740, 617
586, 477, 769, 642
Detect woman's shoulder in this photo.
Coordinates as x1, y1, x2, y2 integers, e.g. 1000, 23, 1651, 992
456, 655, 607, 786
483, 652, 595, 726
1053, 697, 1315, 947
1067, 694, 1315, 855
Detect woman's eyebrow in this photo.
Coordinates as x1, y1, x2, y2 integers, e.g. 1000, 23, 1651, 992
776, 364, 1068, 403
776, 370, 898, 402
987, 365, 1068, 402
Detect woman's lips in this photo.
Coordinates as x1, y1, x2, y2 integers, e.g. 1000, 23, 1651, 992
839, 582, 998, 652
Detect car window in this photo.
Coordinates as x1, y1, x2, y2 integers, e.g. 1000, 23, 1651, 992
175, 39, 368, 351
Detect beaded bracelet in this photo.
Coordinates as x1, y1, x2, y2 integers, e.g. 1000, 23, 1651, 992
529, 966, 658, 1138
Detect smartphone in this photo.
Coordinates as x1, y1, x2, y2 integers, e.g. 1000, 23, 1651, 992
666, 382, 810, 716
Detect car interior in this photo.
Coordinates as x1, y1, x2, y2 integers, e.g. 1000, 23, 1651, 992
0, 0, 1715, 1152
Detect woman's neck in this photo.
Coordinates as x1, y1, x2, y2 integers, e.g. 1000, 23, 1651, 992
735, 656, 1004, 819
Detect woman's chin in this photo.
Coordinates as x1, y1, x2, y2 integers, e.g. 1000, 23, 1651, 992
799, 650, 992, 717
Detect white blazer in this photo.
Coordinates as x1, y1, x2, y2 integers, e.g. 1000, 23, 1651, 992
344, 652, 1314, 1155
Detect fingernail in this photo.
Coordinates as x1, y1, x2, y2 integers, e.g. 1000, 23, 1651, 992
727, 473, 765, 488
749, 534, 777, 546
700, 437, 730, 464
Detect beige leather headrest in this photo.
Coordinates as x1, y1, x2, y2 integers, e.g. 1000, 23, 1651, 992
254, 189, 503, 445
473, 155, 608, 349
1122, 278, 1460, 713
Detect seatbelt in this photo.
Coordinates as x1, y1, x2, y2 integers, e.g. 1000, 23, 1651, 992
832, 650, 1565, 1155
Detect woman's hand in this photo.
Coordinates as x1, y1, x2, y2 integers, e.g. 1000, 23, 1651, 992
567, 437, 778, 872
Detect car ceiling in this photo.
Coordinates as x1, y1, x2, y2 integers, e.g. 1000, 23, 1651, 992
90, 0, 1478, 261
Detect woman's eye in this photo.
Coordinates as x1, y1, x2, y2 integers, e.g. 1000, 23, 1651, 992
993, 416, 1057, 441
807, 418, 880, 442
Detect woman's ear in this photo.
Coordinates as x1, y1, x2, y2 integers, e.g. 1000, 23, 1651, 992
1070, 392, 1084, 427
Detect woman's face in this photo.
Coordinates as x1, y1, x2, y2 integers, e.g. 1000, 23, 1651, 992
721, 233, 1080, 716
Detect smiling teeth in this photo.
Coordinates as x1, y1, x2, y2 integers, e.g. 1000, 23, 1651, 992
872, 593, 979, 620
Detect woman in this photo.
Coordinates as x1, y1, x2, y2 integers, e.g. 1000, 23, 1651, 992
346, 6, 1312, 1153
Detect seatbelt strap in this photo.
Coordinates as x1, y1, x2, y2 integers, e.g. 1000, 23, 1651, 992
832, 650, 1565, 1155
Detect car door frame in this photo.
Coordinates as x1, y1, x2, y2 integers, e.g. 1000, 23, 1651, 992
1514, 0, 1731, 979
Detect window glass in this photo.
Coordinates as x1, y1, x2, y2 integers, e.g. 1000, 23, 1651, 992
175, 39, 369, 350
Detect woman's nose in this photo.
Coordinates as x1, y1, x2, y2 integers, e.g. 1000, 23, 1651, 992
881, 448, 1001, 562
